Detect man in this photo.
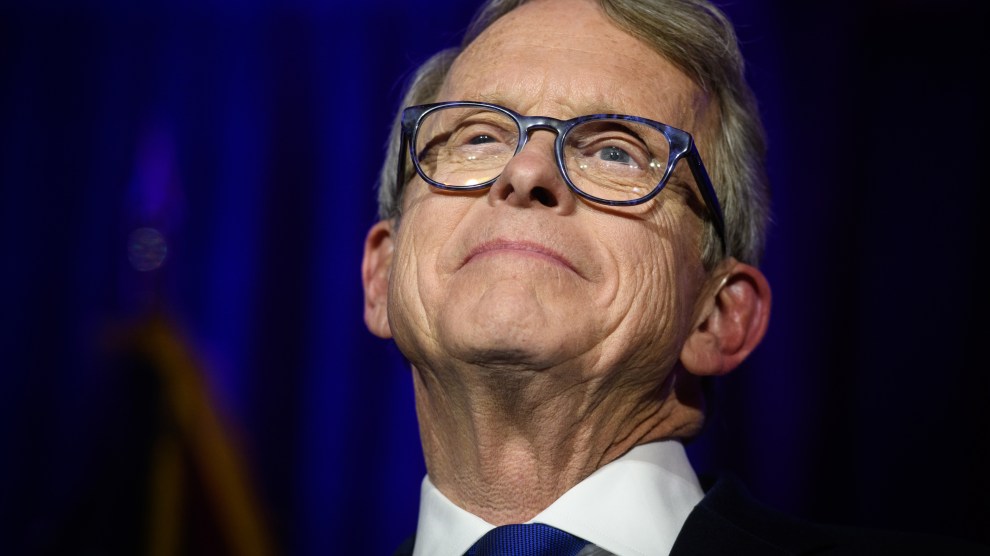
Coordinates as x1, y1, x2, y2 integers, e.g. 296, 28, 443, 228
361, 0, 987, 554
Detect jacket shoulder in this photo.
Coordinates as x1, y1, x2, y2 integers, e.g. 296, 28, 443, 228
672, 474, 989, 556
392, 534, 415, 556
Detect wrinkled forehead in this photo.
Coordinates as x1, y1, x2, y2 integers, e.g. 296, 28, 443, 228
439, 0, 713, 134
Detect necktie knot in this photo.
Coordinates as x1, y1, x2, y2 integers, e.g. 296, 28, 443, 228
466, 523, 589, 556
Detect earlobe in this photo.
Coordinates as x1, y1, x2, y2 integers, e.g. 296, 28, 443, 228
362, 220, 395, 339
680, 259, 771, 376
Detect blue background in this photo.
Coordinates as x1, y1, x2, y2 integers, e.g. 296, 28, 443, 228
2, 0, 988, 554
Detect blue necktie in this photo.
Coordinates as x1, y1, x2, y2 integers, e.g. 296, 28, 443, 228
465, 523, 589, 556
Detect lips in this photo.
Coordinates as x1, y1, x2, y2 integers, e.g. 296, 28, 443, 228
463, 238, 580, 275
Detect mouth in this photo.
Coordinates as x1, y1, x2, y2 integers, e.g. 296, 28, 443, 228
464, 239, 580, 275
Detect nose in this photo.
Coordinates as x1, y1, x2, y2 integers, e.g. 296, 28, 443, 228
487, 131, 577, 213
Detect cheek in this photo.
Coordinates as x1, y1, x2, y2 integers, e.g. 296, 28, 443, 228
406, 194, 474, 292
595, 208, 702, 367
387, 193, 473, 348
612, 238, 679, 333
386, 231, 429, 358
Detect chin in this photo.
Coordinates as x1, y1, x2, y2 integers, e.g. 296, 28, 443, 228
441, 313, 596, 373
429, 273, 602, 367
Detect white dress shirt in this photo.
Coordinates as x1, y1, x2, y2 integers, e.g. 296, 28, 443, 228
411, 440, 705, 556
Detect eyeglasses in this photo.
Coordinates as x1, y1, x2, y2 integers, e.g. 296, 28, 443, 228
398, 101, 725, 250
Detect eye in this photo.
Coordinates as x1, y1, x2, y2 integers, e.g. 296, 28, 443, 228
598, 146, 634, 165
469, 134, 496, 145
450, 122, 513, 148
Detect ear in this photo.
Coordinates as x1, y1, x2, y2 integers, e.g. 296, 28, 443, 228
361, 220, 394, 339
680, 259, 771, 376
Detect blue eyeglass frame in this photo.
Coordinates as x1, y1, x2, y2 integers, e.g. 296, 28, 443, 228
398, 101, 726, 251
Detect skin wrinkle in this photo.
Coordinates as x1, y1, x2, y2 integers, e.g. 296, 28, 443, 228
596, 204, 701, 377
422, 320, 672, 476
376, 0, 727, 524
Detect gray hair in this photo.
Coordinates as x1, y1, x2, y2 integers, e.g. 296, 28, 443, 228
376, 0, 770, 266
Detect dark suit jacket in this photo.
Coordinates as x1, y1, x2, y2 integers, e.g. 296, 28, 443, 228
394, 475, 989, 555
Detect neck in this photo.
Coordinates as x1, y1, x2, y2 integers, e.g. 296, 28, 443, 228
412, 361, 703, 524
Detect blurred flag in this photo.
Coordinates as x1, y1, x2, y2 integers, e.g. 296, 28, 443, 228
135, 313, 277, 556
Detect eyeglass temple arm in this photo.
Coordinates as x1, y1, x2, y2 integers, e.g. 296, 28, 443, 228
395, 126, 412, 207
684, 144, 727, 255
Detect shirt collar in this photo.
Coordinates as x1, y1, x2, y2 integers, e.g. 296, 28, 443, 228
412, 440, 704, 556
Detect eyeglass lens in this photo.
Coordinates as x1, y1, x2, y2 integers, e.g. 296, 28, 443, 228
414, 106, 672, 202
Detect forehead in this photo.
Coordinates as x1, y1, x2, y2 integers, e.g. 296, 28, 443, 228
439, 0, 710, 131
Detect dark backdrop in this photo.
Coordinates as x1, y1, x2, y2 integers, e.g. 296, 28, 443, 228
2, 1, 987, 555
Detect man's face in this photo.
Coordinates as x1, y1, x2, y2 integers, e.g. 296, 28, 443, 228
382, 0, 716, 385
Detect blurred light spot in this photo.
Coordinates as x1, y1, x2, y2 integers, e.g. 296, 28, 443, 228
128, 227, 168, 271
